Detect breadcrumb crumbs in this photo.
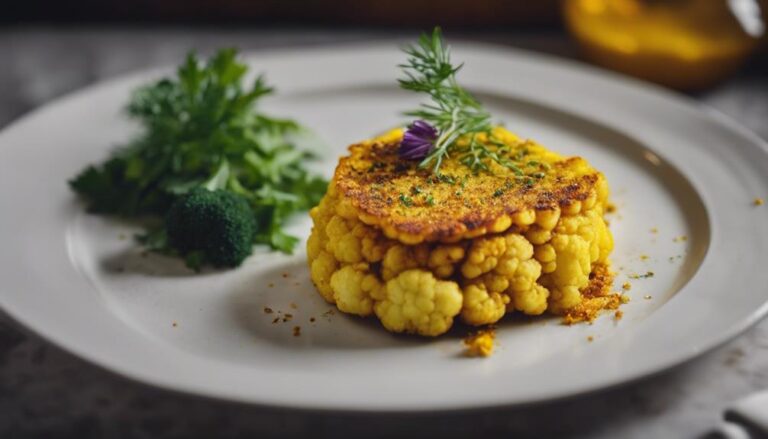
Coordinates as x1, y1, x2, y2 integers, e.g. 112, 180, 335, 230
289, 302, 298, 310
282, 313, 293, 323
563, 264, 625, 324
271, 317, 280, 324
644, 295, 653, 300
754, 198, 764, 206
587, 336, 594, 342
614, 310, 624, 320
622, 282, 632, 291
606, 202, 617, 213
172, 322, 178, 328
263, 307, 274, 314
650, 228, 658, 234
640, 254, 649, 261
293, 326, 301, 337
464, 328, 496, 357
309, 317, 316, 323
282, 273, 289, 278
629, 271, 654, 279
673, 235, 688, 243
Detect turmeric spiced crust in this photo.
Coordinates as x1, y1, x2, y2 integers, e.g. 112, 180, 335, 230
333, 127, 609, 244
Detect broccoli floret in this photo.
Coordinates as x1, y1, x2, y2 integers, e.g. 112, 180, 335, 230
166, 188, 257, 269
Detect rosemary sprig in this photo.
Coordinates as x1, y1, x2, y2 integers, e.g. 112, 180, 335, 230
399, 27, 493, 174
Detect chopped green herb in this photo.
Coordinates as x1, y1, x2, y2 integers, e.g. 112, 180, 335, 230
411, 186, 423, 195
629, 271, 655, 279
399, 194, 414, 207
438, 174, 456, 185
493, 188, 505, 197
425, 194, 435, 206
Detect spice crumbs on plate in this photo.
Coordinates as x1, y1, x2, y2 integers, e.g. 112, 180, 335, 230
673, 235, 688, 243
644, 295, 653, 300
622, 282, 632, 291
309, 317, 316, 323
629, 271, 654, 279
263, 307, 274, 314
289, 302, 298, 310
293, 326, 301, 337
172, 322, 178, 327
755, 198, 765, 206
614, 310, 624, 320
272, 317, 280, 324
650, 227, 658, 234
563, 264, 624, 324
640, 254, 649, 261
464, 328, 496, 357
282, 273, 289, 278
587, 336, 594, 342
282, 313, 293, 323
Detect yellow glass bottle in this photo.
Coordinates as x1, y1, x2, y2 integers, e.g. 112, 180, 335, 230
563, 0, 766, 90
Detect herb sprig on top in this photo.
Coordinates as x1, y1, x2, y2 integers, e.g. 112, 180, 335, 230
398, 28, 528, 176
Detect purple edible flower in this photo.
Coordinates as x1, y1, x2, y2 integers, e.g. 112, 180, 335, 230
399, 120, 437, 160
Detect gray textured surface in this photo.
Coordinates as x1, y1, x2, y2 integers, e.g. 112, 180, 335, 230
1, 26, 767, 439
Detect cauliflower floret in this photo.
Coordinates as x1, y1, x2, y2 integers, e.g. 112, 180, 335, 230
428, 245, 465, 278
461, 233, 547, 316
460, 235, 508, 279
329, 263, 382, 317
460, 282, 508, 325
309, 250, 338, 303
511, 282, 549, 315
508, 259, 549, 315
374, 269, 463, 336
591, 209, 613, 263
307, 200, 338, 303
545, 233, 591, 313
381, 244, 430, 280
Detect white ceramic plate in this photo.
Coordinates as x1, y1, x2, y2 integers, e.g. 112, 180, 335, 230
1, 43, 767, 412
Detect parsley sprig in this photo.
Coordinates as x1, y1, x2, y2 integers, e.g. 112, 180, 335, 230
399, 28, 493, 174
70, 49, 327, 253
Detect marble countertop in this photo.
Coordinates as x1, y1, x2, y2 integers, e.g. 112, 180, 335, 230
1, 27, 767, 439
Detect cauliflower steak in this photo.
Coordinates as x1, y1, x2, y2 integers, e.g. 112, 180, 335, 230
307, 127, 616, 336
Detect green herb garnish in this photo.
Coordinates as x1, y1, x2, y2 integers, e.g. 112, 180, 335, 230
399, 28, 493, 174
70, 49, 327, 266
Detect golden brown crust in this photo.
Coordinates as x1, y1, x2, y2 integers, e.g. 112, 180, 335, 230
332, 128, 607, 243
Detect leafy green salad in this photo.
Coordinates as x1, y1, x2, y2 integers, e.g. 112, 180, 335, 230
70, 49, 327, 269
